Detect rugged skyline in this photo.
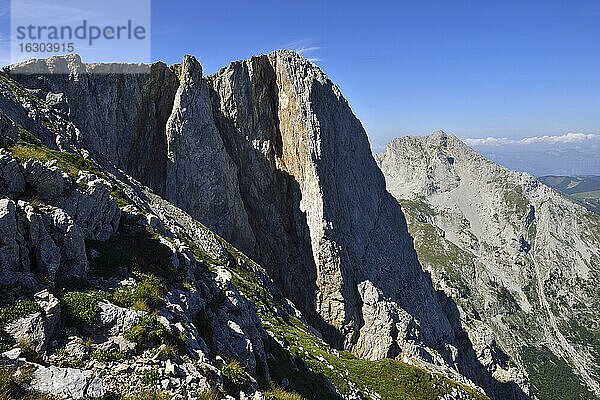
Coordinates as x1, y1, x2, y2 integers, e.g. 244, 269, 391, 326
0, 51, 598, 400
1, 0, 600, 153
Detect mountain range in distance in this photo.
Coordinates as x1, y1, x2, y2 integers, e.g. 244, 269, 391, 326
538, 175, 600, 215
465, 136, 600, 178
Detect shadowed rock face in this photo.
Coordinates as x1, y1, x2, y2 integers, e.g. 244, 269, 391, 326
207, 51, 454, 358
5, 53, 528, 399
6, 55, 179, 195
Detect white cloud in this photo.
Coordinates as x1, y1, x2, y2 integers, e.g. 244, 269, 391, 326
464, 133, 599, 146
295, 46, 320, 54
464, 137, 513, 146
521, 133, 597, 144
286, 39, 322, 62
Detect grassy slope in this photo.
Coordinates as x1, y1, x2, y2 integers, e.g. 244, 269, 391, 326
227, 251, 489, 400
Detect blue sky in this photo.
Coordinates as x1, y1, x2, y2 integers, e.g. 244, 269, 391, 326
1, 0, 600, 163
148, 0, 600, 150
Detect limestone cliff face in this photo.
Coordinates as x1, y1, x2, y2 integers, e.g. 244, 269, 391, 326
5, 51, 455, 362
377, 131, 600, 398
208, 51, 456, 359
6, 55, 179, 194
164, 55, 255, 259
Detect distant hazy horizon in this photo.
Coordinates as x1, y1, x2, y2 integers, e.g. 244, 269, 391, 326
374, 131, 600, 177
465, 132, 600, 177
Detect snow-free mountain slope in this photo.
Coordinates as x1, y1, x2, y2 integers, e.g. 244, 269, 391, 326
377, 131, 600, 400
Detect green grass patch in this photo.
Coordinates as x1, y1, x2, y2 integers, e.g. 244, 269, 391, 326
8, 142, 132, 208
137, 369, 161, 385
124, 315, 187, 355
121, 391, 172, 400
264, 386, 308, 400
401, 208, 475, 299
520, 345, 594, 400
561, 318, 600, 371
195, 389, 223, 400
60, 290, 110, 328
0, 299, 40, 324
9, 144, 99, 178
398, 198, 438, 217
90, 349, 129, 362
176, 233, 222, 267
221, 359, 249, 395
0, 330, 13, 352
502, 184, 530, 217
112, 273, 164, 313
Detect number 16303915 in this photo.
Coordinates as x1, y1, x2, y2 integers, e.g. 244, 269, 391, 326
18, 42, 74, 53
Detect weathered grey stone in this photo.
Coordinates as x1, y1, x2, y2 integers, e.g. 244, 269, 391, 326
28, 364, 106, 399
2, 347, 22, 361
3, 290, 60, 353
94, 301, 145, 336
63, 336, 89, 362
0, 149, 25, 194
209, 267, 269, 377
59, 177, 120, 240
42, 207, 88, 280
164, 55, 256, 254
95, 335, 136, 353
24, 159, 70, 199
5, 53, 179, 193
0, 198, 20, 270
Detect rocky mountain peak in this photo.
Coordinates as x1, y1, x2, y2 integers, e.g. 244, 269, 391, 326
378, 131, 600, 399
4, 50, 453, 361
179, 54, 203, 81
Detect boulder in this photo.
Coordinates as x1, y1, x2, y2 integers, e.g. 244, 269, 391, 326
28, 364, 106, 399
94, 301, 145, 336
24, 159, 70, 200
59, 177, 120, 241
0, 198, 20, 270
2, 290, 60, 353
0, 149, 25, 194
42, 207, 88, 280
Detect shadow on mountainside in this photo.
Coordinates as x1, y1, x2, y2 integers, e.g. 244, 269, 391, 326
208, 59, 351, 349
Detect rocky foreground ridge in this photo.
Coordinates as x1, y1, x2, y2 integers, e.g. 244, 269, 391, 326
377, 132, 600, 400
0, 50, 587, 399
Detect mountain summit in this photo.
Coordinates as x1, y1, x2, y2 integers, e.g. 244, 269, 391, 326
5, 50, 457, 363
377, 131, 600, 399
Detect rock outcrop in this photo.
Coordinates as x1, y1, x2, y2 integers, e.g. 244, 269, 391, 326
0, 53, 545, 399
3, 290, 60, 353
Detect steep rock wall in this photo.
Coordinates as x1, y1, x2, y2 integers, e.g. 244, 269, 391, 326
4, 55, 525, 399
